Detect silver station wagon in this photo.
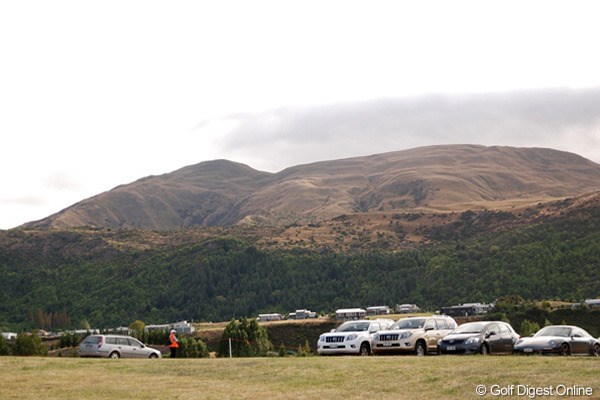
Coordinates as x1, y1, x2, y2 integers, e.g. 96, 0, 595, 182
79, 334, 162, 359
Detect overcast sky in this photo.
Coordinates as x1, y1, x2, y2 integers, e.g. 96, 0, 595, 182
1, 1, 600, 229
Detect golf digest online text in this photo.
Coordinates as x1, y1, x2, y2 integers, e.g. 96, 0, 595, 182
475, 384, 594, 398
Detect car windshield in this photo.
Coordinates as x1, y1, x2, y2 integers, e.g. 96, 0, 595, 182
82, 336, 100, 344
391, 318, 426, 330
534, 326, 572, 338
337, 322, 371, 332
452, 322, 486, 334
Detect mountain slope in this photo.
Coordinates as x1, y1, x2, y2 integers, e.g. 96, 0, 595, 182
22, 145, 600, 229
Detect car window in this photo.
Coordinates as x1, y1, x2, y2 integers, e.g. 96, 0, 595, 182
436, 318, 449, 330
127, 338, 143, 347
487, 323, 499, 335
571, 328, 586, 338
83, 336, 100, 344
370, 322, 380, 332
116, 337, 130, 346
424, 319, 436, 330
498, 324, 510, 334
106, 337, 118, 345
337, 321, 371, 332
391, 318, 426, 330
535, 326, 571, 337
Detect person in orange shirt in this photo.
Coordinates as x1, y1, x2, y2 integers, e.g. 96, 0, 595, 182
169, 329, 179, 358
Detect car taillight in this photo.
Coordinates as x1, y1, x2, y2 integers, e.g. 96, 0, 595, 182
98, 337, 103, 348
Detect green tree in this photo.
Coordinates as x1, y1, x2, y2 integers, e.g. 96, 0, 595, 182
218, 318, 272, 357
0, 333, 9, 355
13, 332, 46, 356
129, 320, 145, 337
519, 320, 540, 337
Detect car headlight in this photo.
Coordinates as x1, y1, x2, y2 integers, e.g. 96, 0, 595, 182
319, 335, 324, 342
347, 334, 358, 341
373, 333, 379, 341
399, 332, 412, 339
465, 337, 480, 345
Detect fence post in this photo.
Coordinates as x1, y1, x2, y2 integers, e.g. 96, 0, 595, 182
229, 338, 232, 358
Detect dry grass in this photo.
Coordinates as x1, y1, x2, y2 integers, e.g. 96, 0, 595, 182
1, 356, 599, 400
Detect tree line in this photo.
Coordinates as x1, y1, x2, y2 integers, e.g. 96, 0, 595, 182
0, 210, 599, 331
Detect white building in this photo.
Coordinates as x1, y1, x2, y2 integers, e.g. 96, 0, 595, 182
366, 306, 391, 315
2, 332, 17, 340
336, 308, 366, 321
257, 313, 285, 322
145, 320, 195, 334
584, 299, 600, 308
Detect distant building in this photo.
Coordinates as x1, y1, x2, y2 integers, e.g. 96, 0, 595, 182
366, 306, 391, 316
257, 313, 285, 322
2, 332, 17, 341
439, 302, 492, 317
289, 309, 317, 319
336, 308, 366, 321
145, 320, 195, 334
396, 304, 420, 314
584, 299, 600, 308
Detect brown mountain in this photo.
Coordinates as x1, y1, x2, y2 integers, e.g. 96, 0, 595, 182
21, 145, 600, 229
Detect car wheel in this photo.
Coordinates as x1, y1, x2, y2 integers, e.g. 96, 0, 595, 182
359, 343, 370, 356
414, 341, 426, 356
592, 344, 600, 357
479, 343, 490, 355
109, 351, 120, 359
560, 343, 571, 356
149, 353, 158, 359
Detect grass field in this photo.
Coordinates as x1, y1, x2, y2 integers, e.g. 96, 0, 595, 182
1, 356, 599, 400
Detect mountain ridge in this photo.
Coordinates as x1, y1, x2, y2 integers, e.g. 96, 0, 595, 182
21, 144, 600, 229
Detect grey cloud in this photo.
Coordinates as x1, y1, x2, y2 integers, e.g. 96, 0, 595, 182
210, 88, 600, 171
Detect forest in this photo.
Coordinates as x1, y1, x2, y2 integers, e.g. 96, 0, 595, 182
0, 207, 599, 332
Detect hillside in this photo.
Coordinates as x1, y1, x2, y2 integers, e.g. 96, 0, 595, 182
21, 145, 600, 229
2, 192, 600, 330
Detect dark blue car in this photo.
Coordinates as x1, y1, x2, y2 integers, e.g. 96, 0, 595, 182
438, 321, 519, 355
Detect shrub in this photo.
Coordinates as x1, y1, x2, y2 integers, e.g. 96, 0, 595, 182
13, 332, 47, 356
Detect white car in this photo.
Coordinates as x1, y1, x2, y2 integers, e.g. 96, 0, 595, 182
372, 315, 457, 355
317, 319, 394, 356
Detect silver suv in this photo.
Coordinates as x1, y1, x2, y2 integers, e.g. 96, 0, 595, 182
79, 334, 162, 358
372, 315, 457, 355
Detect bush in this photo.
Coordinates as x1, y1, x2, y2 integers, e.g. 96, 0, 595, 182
13, 332, 47, 356
0, 333, 9, 356
519, 320, 541, 337
217, 318, 272, 357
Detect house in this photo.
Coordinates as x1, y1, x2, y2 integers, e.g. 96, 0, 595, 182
584, 299, 600, 308
145, 320, 195, 334
336, 308, 366, 321
439, 302, 492, 317
290, 309, 316, 319
2, 332, 17, 341
366, 306, 391, 315
257, 313, 285, 322
396, 304, 420, 314
170, 320, 195, 334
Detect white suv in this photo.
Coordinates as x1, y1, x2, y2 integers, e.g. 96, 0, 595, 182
371, 315, 457, 355
317, 319, 394, 356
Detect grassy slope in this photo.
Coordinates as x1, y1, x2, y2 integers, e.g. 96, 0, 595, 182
1, 356, 598, 400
